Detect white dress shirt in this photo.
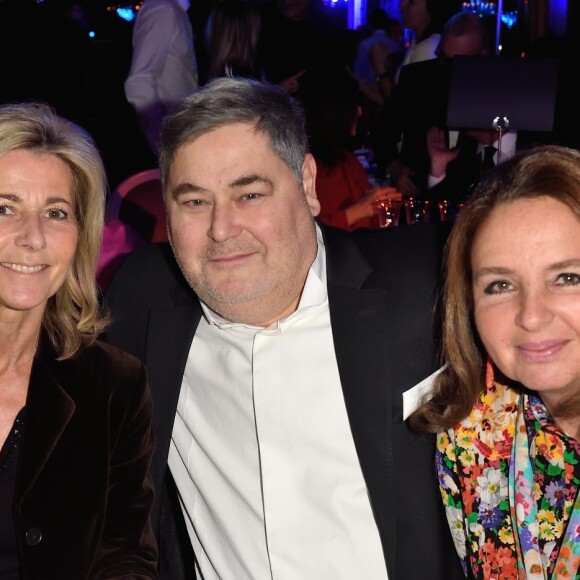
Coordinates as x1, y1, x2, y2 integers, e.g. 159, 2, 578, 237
169, 226, 388, 579
476, 131, 517, 165
124, 0, 198, 151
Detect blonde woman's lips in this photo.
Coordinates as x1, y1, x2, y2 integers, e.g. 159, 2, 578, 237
0, 262, 47, 274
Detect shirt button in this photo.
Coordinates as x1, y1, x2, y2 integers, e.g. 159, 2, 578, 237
25, 528, 43, 546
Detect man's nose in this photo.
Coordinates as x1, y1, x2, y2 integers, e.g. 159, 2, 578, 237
209, 203, 242, 242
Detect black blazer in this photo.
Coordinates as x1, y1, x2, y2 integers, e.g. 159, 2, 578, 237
381, 58, 451, 191
103, 222, 464, 580
15, 336, 157, 579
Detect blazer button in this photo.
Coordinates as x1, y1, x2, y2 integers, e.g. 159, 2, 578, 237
25, 527, 42, 546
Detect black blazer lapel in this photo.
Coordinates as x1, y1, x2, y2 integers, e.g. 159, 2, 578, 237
323, 227, 397, 572
322, 223, 448, 577
16, 355, 75, 504
147, 303, 200, 433
145, 292, 202, 501
329, 282, 397, 570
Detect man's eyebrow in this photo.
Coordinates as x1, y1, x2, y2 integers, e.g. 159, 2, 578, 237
170, 175, 274, 200
230, 174, 273, 189
170, 182, 205, 200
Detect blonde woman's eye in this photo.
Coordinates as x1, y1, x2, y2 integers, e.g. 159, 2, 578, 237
46, 208, 68, 220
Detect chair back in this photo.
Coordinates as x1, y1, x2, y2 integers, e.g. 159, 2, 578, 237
106, 168, 167, 243
97, 168, 167, 290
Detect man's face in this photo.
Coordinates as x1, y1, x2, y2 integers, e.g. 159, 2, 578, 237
165, 122, 320, 327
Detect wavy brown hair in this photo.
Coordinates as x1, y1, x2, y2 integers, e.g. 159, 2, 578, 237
0, 102, 108, 359
410, 144, 580, 433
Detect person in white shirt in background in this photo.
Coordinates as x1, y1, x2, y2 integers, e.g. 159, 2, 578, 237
125, 0, 198, 154
395, 0, 459, 84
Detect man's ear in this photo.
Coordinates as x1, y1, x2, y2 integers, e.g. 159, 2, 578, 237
302, 153, 320, 217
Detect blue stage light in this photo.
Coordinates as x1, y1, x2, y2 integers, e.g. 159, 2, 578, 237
117, 7, 136, 22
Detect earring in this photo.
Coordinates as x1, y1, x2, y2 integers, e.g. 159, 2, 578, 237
485, 359, 495, 391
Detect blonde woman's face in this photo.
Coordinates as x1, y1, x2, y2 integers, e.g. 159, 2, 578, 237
0, 150, 78, 320
472, 197, 580, 409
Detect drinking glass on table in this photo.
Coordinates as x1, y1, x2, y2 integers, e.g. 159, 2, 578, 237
438, 199, 465, 222
373, 198, 402, 228
404, 197, 431, 224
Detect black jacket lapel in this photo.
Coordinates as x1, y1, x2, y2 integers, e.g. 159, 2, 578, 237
145, 291, 202, 507
16, 354, 75, 504
323, 226, 397, 572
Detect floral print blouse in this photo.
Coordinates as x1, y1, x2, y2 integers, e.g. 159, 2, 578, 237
436, 375, 580, 579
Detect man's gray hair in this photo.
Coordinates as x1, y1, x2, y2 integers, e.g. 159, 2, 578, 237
159, 77, 309, 187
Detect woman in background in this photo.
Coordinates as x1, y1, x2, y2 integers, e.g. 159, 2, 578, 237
205, 0, 262, 81
299, 70, 384, 230
411, 145, 580, 579
0, 102, 157, 578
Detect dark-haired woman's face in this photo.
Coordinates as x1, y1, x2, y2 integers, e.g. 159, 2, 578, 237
472, 196, 580, 409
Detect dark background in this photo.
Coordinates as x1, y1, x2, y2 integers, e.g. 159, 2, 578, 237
0, 0, 577, 191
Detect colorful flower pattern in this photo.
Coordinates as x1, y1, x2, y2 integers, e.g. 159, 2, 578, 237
437, 379, 580, 579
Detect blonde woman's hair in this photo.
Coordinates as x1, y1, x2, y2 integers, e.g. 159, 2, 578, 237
0, 102, 108, 359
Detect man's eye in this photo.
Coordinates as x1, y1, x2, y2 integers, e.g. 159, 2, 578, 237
483, 280, 512, 295
185, 199, 205, 207
242, 193, 262, 201
0, 204, 14, 216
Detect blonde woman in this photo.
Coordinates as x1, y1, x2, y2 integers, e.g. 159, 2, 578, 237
0, 103, 157, 578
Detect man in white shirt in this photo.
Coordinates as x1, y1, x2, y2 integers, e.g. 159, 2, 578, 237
104, 77, 464, 580
124, 0, 198, 153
